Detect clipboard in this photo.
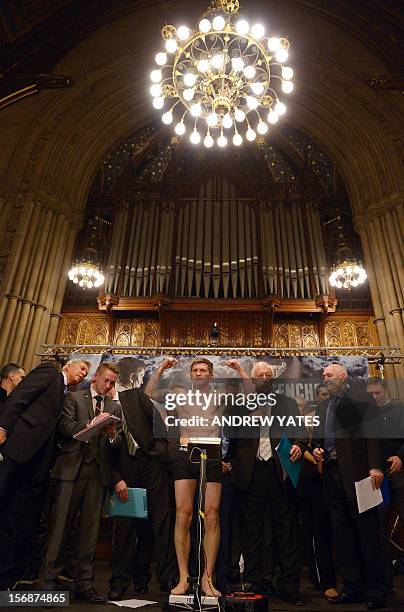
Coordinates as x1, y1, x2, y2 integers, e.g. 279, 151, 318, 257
73, 413, 120, 442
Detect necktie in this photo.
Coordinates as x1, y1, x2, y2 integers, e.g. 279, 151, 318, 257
122, 415, 138, 456
94, 395, 103, 416
64, 385, 68, 396
324, 396, 337, 453
258, 425, 272, 461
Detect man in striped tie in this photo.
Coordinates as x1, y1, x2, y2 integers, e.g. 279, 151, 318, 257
43, 362, 120, 603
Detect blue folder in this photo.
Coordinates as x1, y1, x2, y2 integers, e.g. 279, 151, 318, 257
107, 487, 148, 519
276, 436, 302, 489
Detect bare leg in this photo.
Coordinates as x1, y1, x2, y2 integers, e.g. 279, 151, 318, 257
171, 479, 197, 595
201, 482, 222, 597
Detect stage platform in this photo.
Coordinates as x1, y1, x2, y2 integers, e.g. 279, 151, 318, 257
16, 562, 404, 611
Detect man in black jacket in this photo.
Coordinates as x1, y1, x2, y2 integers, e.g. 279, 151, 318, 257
230, 361, 307, 606
0, 359, 89, 589
366, 377, 404, 574
313, 364, 387, 610
107, 387, 177, 601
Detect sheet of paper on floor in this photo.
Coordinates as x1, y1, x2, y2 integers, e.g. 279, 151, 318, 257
108, 599, 158, 608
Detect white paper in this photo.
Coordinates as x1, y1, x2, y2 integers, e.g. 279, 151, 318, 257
108, 599, 158, 609
73, 413, 120, 442
355, 476, 383, 514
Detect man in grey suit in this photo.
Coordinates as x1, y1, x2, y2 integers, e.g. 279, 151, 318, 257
43, 361, 120, 604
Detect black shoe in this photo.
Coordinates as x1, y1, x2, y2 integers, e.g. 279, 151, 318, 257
260, 579, 277, 595
329, 592, 364, 604
279, 593, 305, 606
366, 597, 386, 610
57, 568, 75, 583
11, 569, 39, 588
108, 589, 125, 601
134, 584, 148, 594
76, 588, 107, 604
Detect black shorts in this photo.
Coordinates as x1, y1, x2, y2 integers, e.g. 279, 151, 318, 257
171, 447, 222, 483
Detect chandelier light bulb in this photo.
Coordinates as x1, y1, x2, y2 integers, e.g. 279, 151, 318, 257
165, 38, 178, 53
276, 48, 288, 63
352, 279, 359, 287
150, 69, 162, 82
212, 15, 225, 30
197, 58, 210, 72
251, 23, 265, 39
268, 37, 281, 52
183, 88, 195, 101
250, 81, 265, 96
207, 112, 218, 127
177, 25, 191, 41
336, 281, 343, 288
281, 80, 294, 93
191, 102, 202, 116
217, 133, 228, 147
199, 18, 211, 33
211, 54, 224, 69
153, 97, 164, 109
150, 83, 162, 97
244, 65, 256, 79
267, 108, 278, 123
236, 19, 249, 35
204, 133, 214, 148
246, 127, 256, 141
190, 129, 201, 144
73, 277, 79, 284
282, 66, 294, 80
184, 72, 197, 87
231, 57, 244, 72
275, 101, 286, 115
234, 108, 246, 122
246, 95, 258, 110
222, 113, 233, 129
233, 133, 243, 146
162, 111, 173, 124
155, 52, 167, 66
175, 121, 186, 135
257, 121, 268, 135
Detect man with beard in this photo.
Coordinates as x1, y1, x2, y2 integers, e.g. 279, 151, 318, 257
230, 361, 306, 606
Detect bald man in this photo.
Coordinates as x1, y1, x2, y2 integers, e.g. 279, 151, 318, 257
312, 363, 387, 610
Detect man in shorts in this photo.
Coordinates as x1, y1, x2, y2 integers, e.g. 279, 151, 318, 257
147, 357, 222, 596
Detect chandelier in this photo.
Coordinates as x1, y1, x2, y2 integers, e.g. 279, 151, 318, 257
150, 0, 294, 147
68, 217, 106, 290
68, 258, 104, 290
329, 247, 367, 290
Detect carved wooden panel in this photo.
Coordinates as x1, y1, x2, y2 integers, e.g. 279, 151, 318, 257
59, 316, 109, 345
164, 312, 264, 347
113, 318, 158, 347
273, 320, 319, 349
325, 319, 376, 347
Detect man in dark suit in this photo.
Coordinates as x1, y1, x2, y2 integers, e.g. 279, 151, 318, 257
313, 363, 387, 610
0, 359, 89, 589
43, 361, 120, 604
107, 386, 177, 601
230, 361, 307, 606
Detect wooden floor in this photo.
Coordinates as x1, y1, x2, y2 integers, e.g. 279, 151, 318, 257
32, 562, 404, 611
